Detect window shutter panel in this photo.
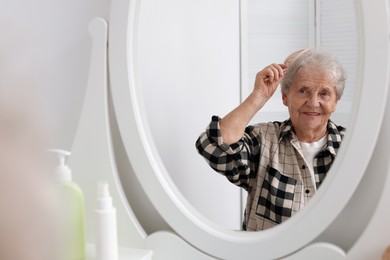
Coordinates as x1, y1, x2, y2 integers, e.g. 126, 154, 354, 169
319, 0, 358, 126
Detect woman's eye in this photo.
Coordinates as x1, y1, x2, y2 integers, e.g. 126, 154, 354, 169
320, 91, 330, 96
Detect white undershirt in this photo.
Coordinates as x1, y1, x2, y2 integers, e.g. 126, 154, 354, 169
299, 135, 327, 190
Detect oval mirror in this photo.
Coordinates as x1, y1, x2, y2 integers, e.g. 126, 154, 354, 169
108, 0, 390, 258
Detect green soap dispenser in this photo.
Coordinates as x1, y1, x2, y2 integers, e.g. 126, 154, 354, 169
50, 149, 86, 260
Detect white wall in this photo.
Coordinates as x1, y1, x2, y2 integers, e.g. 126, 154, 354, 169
0, 0, 110, 150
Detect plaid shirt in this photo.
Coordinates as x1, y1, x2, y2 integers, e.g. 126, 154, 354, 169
196, 116, 345, 231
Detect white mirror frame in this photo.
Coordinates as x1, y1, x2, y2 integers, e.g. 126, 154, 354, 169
108, 0, 390, 259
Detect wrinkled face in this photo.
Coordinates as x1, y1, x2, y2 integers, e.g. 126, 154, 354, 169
282, 69, 338, 140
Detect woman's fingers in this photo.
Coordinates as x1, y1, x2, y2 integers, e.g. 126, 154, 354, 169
263, 63, 287, 81
254, 63, 288, 99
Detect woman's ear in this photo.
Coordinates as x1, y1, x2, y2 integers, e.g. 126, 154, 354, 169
282, 92, 288, 106
332, 100, 338, 113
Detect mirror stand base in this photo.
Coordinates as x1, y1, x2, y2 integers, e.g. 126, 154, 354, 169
86, 244, 153, 260
145, 231, 217, 260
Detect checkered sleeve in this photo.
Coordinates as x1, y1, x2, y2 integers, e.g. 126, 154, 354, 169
195, 116, 260, 190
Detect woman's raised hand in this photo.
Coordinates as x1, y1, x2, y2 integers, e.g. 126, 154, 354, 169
253, 63, 287, 100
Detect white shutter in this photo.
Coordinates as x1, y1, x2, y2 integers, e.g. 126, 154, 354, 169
318, 0, 358, 127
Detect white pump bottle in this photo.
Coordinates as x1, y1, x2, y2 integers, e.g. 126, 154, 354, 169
95, 181, 118, 260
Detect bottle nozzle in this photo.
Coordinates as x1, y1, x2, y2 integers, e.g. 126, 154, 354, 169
98, 181, 110, 198
47, 149, 72, 182
96, 181, 113, 210
47, 149, 71, 166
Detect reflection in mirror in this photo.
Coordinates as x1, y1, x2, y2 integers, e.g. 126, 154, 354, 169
137, 0, 357, 231
196, 49, 347, 231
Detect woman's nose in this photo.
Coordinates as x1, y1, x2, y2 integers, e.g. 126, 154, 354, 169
306, 94, 320, 107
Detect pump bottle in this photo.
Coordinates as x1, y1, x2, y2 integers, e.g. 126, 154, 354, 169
49, 149, 86, 260
95, 181, 118, 260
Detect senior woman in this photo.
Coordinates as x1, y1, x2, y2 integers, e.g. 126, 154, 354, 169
196, 49, 346, 231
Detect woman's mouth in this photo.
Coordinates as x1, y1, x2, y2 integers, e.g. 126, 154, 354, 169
303, 112, 321, 116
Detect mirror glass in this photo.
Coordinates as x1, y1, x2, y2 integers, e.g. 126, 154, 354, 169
136, 0, 357, 230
